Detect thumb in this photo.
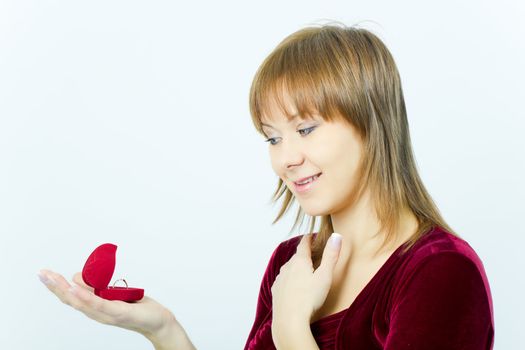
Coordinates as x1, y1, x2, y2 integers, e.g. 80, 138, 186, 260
315, 233, 343, 280
72, 272, 94, 292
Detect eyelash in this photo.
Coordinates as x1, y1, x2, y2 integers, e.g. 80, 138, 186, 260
264, 126, 317, 146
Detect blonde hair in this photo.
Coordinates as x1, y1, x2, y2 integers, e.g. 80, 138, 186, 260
249, 23, 456, 267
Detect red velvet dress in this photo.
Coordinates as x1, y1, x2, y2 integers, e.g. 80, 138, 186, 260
244, 226, 494, 349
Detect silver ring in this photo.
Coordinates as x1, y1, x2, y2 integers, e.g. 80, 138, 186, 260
112, 278, 128, 288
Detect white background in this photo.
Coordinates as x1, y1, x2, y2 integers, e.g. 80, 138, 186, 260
1, 0, 523, 349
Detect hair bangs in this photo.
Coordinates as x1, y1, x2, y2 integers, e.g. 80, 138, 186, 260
250, 39, 345, 135
248, 24, 456, 266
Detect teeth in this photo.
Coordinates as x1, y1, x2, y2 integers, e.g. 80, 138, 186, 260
297, 174, 319, 185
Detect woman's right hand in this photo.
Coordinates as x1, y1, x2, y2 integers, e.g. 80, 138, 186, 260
38, 269, 196, 350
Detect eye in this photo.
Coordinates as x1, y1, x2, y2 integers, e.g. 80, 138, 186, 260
298, 126, 316, 136
265, 137, 281, 145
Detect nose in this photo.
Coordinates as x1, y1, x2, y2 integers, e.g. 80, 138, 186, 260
278, 138, 305, 170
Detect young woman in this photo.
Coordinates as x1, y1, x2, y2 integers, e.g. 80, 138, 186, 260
38, 24, 494, 349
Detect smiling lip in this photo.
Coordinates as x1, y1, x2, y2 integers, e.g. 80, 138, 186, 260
293, 173, 322, 194
293, 173, 322, 184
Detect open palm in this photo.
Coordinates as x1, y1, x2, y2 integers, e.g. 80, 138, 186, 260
38, 269, 173, 339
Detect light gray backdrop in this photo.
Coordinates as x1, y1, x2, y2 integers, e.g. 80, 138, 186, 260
1, 0, 523, 349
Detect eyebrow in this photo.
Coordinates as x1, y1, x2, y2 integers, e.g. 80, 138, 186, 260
261, 114, 302, 129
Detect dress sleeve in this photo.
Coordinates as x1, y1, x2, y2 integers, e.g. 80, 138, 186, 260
243, 244, 282, 350
385, 252, 494, 349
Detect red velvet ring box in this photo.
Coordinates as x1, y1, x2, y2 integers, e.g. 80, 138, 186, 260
82, 243, 144, 302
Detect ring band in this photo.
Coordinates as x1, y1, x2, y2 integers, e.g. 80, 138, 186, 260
112, 278, 128, 288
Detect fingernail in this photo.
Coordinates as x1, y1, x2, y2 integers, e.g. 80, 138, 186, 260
38, 272, 56, 286
329, 233, 342, 249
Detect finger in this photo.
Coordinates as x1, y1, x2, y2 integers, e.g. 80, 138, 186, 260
38, 269, 91, 313
39, 269, 73, 302
39, 269, 126, 325
72, 272, 94, 292
65, 276, 130, 322
315, 233, 342, 279
68, 284, 128, 321
67, 285, 127, 325
295, 233, 313, 259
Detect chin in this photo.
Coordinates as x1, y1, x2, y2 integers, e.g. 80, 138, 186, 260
299, 202, 332, 217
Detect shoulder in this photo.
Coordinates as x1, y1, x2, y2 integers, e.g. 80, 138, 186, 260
384, 227, 494, 347
400, 226, 489, 281
263, 232, 316, 280
394, 226, 494, 317
268, 233, 305, 267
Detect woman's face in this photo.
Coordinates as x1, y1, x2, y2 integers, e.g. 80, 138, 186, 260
261, 97, 365, 217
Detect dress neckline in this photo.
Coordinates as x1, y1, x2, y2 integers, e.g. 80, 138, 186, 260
309, 231, 421, 326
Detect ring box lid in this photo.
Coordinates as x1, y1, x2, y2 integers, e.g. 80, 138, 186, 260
82, 243, 117, 290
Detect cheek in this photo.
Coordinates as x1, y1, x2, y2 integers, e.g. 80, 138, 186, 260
333, 154, 360, 187
318, 138, 362, 195
313, 142, 343, 172
269, 153, 282, 177
331, 151, 364, 210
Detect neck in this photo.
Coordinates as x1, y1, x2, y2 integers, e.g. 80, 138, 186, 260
330, 188, 418, 262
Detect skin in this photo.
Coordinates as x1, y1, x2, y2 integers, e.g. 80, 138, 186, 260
37, 270, 196, 350
261, 97, 417, 260
38, 93, 417, 349
261, 94, 418, 347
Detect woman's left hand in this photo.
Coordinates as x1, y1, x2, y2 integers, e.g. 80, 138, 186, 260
270, 233, 343, 328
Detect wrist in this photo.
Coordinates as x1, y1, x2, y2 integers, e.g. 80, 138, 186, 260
272, 316, 317, 350
143, 311, 196, 350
